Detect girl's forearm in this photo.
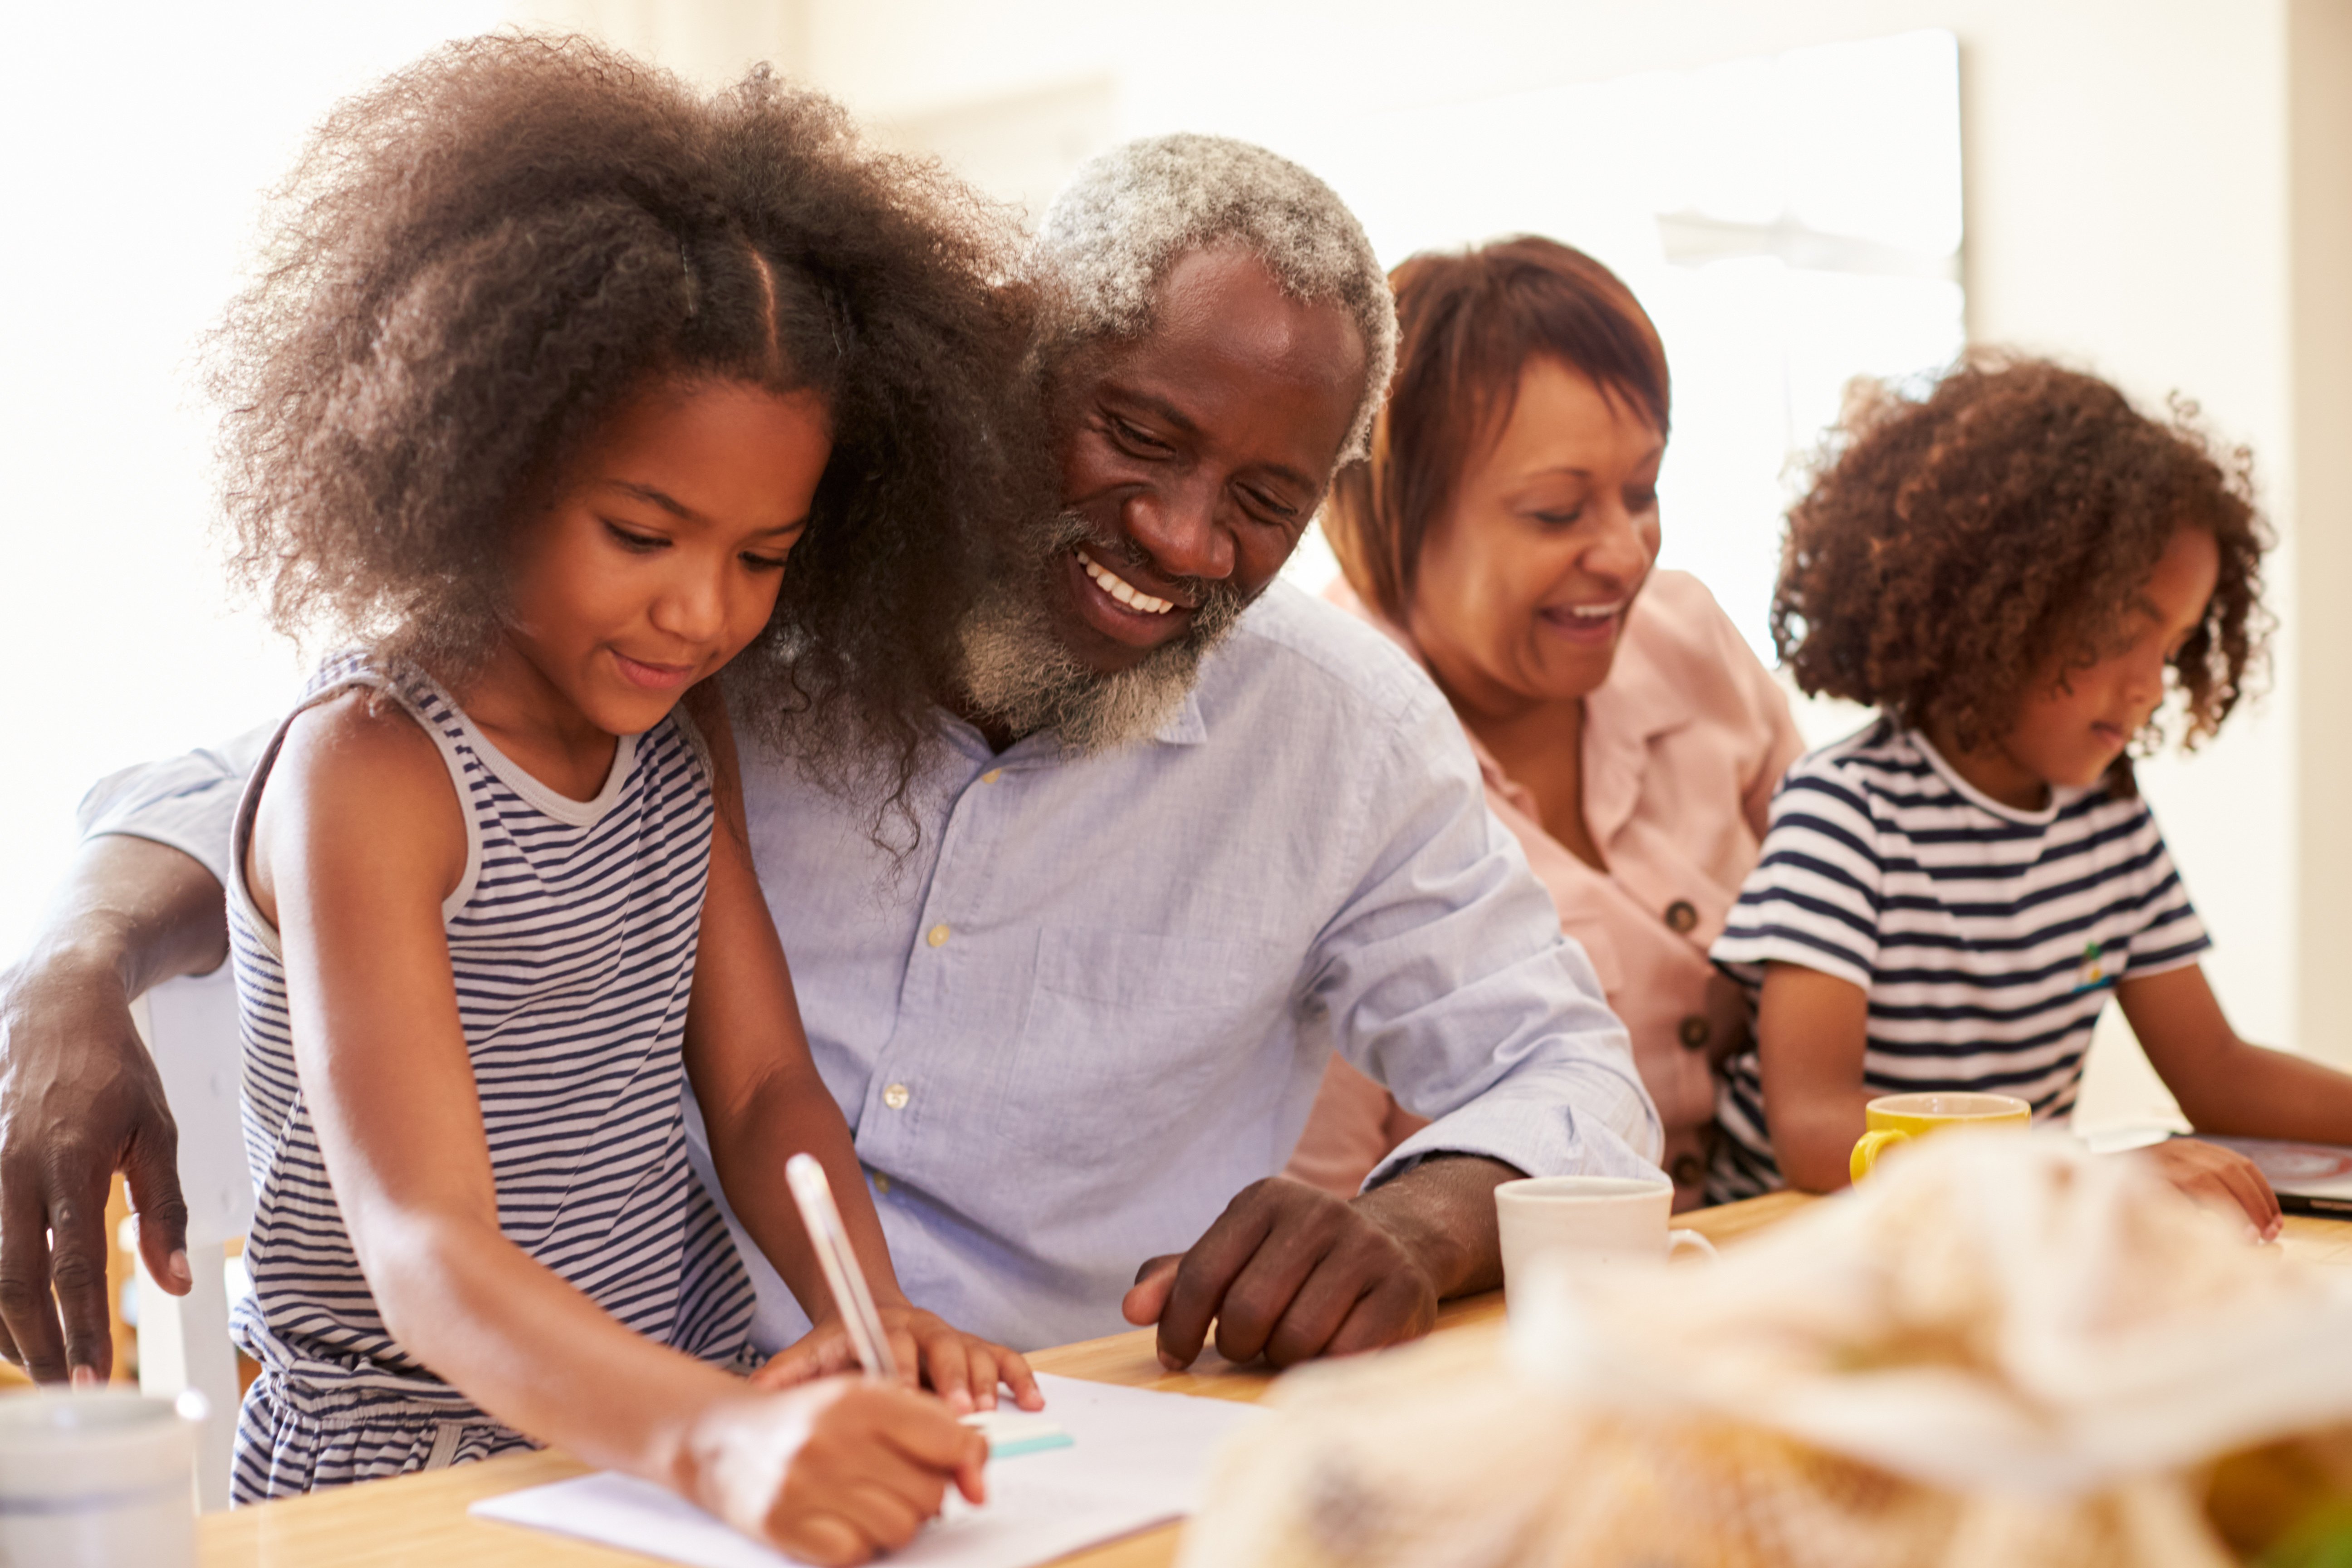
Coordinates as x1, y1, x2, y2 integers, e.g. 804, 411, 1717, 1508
2174, 1041, 2352, 1142
2117, 968, 2352, 1142
706, 1068, 911, 1316
365, 1209, 753, 1494
1753, 965, 1877, 1192
1771, 1090, 1877, 1192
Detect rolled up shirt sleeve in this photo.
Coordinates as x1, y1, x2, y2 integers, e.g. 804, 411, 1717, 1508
76, 725, 270, 893
1303, 697, 1666, 1191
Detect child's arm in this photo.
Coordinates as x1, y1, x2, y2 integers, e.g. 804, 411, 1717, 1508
1756, 953, 2283, 1231
260, 697, 982, 1561
2122, 964, 2352, 1137
2118, 961, 2352, 1231
679, 696, 1042, 1414
1752, 961, 1876, 1191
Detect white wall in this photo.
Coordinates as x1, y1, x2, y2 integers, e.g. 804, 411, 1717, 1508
766, 0, 2329, 1122
2290, 0, 2352, 1071
13, 3, 2330, 1122
506, 0, 805, 86
0, 1, 502, 962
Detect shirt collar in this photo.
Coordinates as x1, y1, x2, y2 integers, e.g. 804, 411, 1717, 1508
1324, 576, 1697, 847
1579, 605, 1697, 843
933, 683, 1208, 765
1908, 724, 2072, 825
1150, 687, 1209, 746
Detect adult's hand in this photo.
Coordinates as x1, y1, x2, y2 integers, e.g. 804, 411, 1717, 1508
1121, 1155, 1519, 1370
0, 836, 226, 1383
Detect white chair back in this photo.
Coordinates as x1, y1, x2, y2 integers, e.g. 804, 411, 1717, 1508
132, 964, 253, 1511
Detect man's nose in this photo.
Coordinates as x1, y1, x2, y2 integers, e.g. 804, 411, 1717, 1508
1125, 477, 1235, 586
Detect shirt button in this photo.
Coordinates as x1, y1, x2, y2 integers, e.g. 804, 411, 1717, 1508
1671, 1152, 1706, 1189
926, 923, 951, 948
882, 1083, 911, 1110
1678, 1014, 1711, 1051
980, 768, 1002, 784
873, 1171, 893, 1194
1664, 899, 1699, 934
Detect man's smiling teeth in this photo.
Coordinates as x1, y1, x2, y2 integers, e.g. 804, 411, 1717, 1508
1561, 601, 1624, 620
1078, 549, 1176, 615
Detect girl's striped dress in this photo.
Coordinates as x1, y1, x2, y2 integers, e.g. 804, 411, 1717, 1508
224, 654, 756, 1503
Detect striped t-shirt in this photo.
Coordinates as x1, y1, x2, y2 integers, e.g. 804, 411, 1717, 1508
225, 655, 755, 1501
1707, 718, 2209, 1201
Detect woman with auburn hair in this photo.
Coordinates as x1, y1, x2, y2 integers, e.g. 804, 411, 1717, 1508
1286, 236, 1801, 1209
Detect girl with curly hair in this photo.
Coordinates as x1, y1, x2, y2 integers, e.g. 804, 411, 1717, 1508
214, 35, 1040, 1559
1711, 355, 2352, 1228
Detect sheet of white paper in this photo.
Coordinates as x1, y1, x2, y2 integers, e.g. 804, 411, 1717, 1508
466, 1374, 1262, 1568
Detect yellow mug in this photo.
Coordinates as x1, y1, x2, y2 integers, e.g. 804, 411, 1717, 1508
1849, 1091, 2032, 1181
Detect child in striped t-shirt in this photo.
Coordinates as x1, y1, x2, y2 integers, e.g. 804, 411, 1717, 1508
1711, 356, 2352, 1226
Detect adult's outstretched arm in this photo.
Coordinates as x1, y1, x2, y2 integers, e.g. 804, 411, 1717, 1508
1125, 687, 1660, 1370
0, 834, 228, 1382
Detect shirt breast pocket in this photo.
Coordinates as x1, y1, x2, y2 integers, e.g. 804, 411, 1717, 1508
992, 927, 1279, 1168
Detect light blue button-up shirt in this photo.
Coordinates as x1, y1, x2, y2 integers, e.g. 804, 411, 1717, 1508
82, 583, 1662, 1352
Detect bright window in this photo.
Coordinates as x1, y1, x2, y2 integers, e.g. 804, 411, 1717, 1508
0, 2, 500, 956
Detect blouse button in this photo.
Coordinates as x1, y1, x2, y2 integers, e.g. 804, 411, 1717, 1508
1664, 899, 1699, 934
882, 1083, 911, 1110
1678, 1014, 1711, 1051
926, 923, 951, 948
1671, 1152, 1706, 1189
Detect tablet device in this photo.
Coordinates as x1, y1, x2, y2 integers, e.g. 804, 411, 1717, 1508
2200, 1135, 2352, 1216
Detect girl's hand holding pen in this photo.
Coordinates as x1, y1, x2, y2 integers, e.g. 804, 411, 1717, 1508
689, 1377, 987, 1567
753, 1306, 1047, 1414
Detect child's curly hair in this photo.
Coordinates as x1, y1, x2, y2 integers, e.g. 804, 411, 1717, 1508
1774, 354, 2270, 762
212, 34, 1042, 822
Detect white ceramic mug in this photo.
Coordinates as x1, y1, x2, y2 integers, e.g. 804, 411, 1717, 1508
1495, 1175, 1715, 1314
0, 1388, 204, 1568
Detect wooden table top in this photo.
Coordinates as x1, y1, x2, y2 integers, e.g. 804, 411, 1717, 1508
196, 1189, 2352, 1568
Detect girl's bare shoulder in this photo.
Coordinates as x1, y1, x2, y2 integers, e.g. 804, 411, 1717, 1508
261, 688, 466, 880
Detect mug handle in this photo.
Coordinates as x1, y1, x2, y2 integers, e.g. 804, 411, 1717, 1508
1666, 1228, 1716, 1262
1850, 1127, 1911, 1182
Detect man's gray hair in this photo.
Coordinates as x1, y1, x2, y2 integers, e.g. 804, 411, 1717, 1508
1031, 133, 1398, 466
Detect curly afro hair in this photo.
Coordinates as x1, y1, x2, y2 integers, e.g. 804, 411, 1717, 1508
1774, 354, 2270, 767
212, 34, 1042, 823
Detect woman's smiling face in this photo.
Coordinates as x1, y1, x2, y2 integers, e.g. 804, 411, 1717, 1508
1405, 355, 1663, 719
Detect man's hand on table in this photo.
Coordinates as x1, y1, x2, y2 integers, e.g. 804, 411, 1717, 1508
1121, 1154, 1520, 1369
0, 837, 221, 1383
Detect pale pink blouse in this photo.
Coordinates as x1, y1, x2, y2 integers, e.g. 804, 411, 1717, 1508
1284, 570, 1804, 1209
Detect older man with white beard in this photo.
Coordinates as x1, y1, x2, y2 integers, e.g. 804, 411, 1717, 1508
0, 134, 1661, 1387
